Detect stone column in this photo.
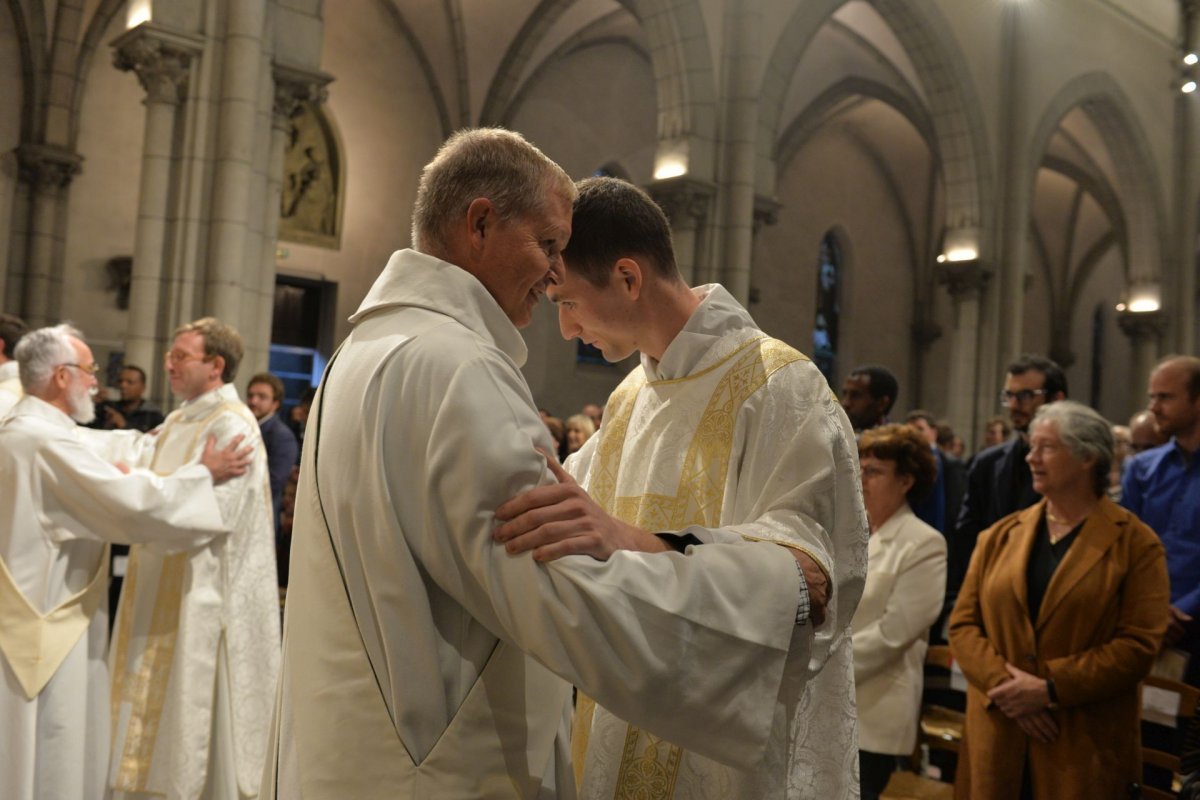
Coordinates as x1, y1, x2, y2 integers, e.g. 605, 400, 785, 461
648, 176, 715, 286
1118, 310, 1167, 417
206, 0, 267, 321
993, 0, 1031, 375
1172, 1, 1200, 352
112, 25, 201, 384
717, 3, 761, 304
937, 259, 991, 451
15, 144, 82, 327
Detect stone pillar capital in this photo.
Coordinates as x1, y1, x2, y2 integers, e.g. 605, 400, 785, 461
271, 62, 334, 129
936, 259, 992, 300
111, 23, 203, 105
646, 176, 715, 227
17, 143, 83, 190
1118, 309, 1168, 343
752, 195, 782, 234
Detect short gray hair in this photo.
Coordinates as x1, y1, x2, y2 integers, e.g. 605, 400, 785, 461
15, 324, 83, 394
411, 128, 575, 253
1031, 400, 1114, 497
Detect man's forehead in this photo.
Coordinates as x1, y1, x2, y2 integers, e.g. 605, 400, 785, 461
1006, 369, 1044, 387
174, 331, 203, 349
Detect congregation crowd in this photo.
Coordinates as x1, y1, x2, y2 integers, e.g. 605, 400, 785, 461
0, 127, 1197, 800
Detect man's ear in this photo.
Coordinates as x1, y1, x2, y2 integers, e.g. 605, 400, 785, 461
465, 197, 494, 252
614, 257, 643, 301
210, 355, 226, 382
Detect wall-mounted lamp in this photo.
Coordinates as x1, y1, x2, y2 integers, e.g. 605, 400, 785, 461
1119, 282, 1161, 313
126, 0, 152, 28
653, 140, 689, 180
1183, 80, 1197, 95
1185, 52, 1198, 66
937, 226, 981, 264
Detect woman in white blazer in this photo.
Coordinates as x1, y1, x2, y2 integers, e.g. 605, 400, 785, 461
853, 424, 948, 799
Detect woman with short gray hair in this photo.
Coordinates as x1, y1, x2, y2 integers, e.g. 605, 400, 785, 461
950, 399, 1170, 798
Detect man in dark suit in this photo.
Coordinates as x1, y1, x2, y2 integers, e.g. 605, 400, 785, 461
245, 372, 299, 539
947, 355, 1067, 612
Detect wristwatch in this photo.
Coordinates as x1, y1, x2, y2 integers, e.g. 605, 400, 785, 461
1045, 677, 1059, 710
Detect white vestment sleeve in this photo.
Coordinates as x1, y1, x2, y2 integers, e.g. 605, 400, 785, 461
412, 354, 801, 769
36, 433, 225, 547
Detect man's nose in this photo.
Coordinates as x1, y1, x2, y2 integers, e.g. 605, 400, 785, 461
557, 307, 576, 340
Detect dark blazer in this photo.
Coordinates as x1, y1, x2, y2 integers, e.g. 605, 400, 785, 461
948, 438, 1039, 606
260, 413, 299, 529
949, 498, 1169, 799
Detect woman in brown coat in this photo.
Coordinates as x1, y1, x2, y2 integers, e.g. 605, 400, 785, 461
949, 401, 1169, 799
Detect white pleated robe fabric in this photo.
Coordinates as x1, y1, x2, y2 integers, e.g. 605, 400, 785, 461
0, 396, 226, 800
0, 360, 21, 417
567, 285, 868, 800
107, 383, 280, 800
262, 250, 810, 799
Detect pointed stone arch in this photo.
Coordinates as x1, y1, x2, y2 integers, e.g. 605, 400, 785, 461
775, 75, 937, 170
479, 0, 717, 175
69, 0, 126, 149
5, 0, 46, 142
759, 0, 991, 252
376, 0, 453, 138
1026, 71, 1166, 286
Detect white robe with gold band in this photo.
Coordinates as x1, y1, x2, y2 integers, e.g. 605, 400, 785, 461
0, 396, 227, 800
262, 249, 810, 799
107, 383, 280, 800
567, 285, 868, 800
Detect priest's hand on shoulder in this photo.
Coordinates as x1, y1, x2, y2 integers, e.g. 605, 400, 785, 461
493, 450, 671, 562
200, 434, 253, 484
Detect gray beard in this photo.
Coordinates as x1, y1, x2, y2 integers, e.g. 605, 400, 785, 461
68, 384, 96, 424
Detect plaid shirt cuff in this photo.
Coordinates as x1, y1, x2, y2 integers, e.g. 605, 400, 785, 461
795, 559, 811, 625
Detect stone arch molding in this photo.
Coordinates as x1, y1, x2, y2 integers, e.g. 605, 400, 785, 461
1026, 71, 1167, 286
759, 0, 992, 252
479, 0, 717, 174
774, 75, 938, 170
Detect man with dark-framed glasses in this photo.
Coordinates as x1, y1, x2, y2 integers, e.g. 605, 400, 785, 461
946, 354, 1067, 613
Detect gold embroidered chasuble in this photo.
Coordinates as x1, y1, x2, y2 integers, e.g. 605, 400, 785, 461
568, 286, 868, 800
108, 383, 280, 800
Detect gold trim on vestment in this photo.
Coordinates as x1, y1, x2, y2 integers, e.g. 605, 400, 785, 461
580, 337, 806, 799
112, 403, 235, 791
642, 335, 769, 387
0, 545, 108, 699
114, 552, 187, 790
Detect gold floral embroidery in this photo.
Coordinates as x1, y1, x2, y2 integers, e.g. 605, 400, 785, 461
114, 553, 187, 789
594, 338, 806, 799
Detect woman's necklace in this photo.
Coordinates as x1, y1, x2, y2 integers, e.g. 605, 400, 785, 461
1046, 505, 1091, 544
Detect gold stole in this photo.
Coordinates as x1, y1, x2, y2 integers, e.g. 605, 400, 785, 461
108, 402, 233, 790
0, 546, 109, 700
574, 336, 806, 799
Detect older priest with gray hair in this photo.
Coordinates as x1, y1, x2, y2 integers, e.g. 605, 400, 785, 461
0, 324, 247, 800
264, 129, 817, 798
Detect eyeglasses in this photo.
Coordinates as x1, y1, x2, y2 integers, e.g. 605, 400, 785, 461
59, 362, 100, 376
165, 350, 212, 366
999, 388, 1048, 405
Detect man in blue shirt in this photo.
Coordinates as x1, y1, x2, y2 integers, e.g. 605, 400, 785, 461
1122, 355, 1200, 685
